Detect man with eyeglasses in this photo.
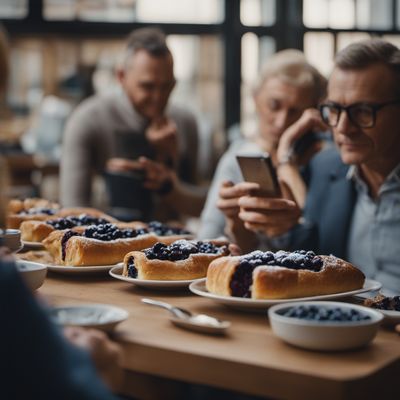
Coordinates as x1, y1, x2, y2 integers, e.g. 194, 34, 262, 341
236, 39, 400, 294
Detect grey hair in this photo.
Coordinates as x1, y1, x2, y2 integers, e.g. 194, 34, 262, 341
254, 49, 327, 105
123, 27, 171, 68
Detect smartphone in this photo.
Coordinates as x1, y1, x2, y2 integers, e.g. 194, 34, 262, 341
236, 154, 280, 197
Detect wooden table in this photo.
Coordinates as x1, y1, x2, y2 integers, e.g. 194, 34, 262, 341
39, 273, 400, 400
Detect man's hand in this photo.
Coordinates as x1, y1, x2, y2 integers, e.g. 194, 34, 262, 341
216, 181, 259, 219
237, 181, 301, 238
64, 326, 123, 392
145, 116, 178, 166
106, 157, 143, 174
277, 108, 327, 166
136, 156, 177, 193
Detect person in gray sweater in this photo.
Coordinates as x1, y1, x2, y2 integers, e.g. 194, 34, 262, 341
60, 27, 205, 221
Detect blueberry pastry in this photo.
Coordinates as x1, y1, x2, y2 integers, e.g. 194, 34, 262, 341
43, 222, 193, 266
20, 213, 119, 242
7, 203, 115, 230
206, 250, 365, 299
122, 239, 230, 280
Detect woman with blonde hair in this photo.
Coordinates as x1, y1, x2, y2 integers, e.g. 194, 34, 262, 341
198, 49, 328, 252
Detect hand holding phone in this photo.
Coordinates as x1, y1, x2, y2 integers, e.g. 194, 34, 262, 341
236, 154, 280, 197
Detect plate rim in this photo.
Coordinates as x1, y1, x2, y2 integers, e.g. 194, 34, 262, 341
50, 303, 129, 327
47, 263, 117, 273
21, 240, 45, 249
109, 264, 198, 287
189, 278, 382, 307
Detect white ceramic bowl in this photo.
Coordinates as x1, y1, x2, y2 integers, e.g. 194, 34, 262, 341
0, 229, 22, 252
15, 260, 47, 291
50, 304, 129, 333
268, 301, 383, 351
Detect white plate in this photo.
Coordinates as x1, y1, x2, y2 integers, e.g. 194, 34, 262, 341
378, 309, 400, 325
189, 279, 382, 311
22, 241, 45, 250
109, 265, 197, 289
50, 304, 128, 332
47, 263, 117, 274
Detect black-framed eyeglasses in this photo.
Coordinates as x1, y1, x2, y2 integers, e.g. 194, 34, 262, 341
318, 100, 400, 128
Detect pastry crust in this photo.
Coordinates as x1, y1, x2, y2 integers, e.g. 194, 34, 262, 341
7, 198, 59, 214
206, 254, 365, 299
7, 206, 117, 230
43, 229, 157, 266
42, 228, 192, 266
122, 242, 229, 280
19, 212, 125, 242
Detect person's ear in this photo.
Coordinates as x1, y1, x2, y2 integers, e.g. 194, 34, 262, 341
116, 67, 125, 85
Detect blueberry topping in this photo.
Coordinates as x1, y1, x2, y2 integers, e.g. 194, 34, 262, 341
230, 262, 257, 298
371, 296, 400, 311
144, 240, 227, 261
127, 256, 138, 278
83, 224, 149, 241
281, 305, 371, 322
240, 249, 323, 272
230, 250, 324, 298
19, 207, 56, 216
61, 230, 80, 261
47, 214, 109, 230
148, 221, 191, 236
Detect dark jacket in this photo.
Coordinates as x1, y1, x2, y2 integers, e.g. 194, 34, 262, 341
0, 259, 116, 400
289, 147, 357, 258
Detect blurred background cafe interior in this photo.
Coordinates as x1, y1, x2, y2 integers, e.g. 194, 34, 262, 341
2, 0, 400, 223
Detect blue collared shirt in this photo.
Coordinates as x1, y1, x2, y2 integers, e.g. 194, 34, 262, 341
347, 163, 400, 295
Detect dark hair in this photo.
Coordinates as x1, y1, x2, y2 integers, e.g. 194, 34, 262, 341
125, 27, 170, 57
335, 38, 400, 72
335, 39, 400, 96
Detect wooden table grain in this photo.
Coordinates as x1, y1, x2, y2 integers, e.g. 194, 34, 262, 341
39, 273, 400, 400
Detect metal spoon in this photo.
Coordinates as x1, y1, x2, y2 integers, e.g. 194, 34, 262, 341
141, 298, 230, 335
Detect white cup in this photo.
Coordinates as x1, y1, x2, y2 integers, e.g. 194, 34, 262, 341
0, 229, 22, 252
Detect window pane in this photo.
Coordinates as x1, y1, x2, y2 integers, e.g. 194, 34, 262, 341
44, 0, 137, 22
304, 32, 334, 77
329, 0, 355, 28
45, 0, 223, 23
303, 0, 329, 28
0, 0, 27, 18
337, 32, 371, 52
136, 0, 224, 23
241, 34, 275, 137
304, 0, 356, 29
356, 0, 393, 30
240, 0, 276, 26
398, 0, 400, 29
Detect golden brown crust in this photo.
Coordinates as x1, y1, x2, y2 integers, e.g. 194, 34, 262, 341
206, 254, 365, 299
122, 243, 229, 280
20, 220, 55, 242
19, 213, 129, 242
7, 198, 59, 214
43, 229, 159, 266
7, 206, 117, 230
206, 256, 241, 296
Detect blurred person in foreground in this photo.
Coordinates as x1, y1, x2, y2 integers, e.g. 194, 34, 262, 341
60, 27, 205, 222
234, 39, 400, 295
0, 26, 123, 400
198, 49, 327, 252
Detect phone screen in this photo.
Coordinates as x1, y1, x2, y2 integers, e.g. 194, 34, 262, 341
236, 154, 280, 197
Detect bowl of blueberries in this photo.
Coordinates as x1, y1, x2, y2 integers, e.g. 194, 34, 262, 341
268, 301, 383, 351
